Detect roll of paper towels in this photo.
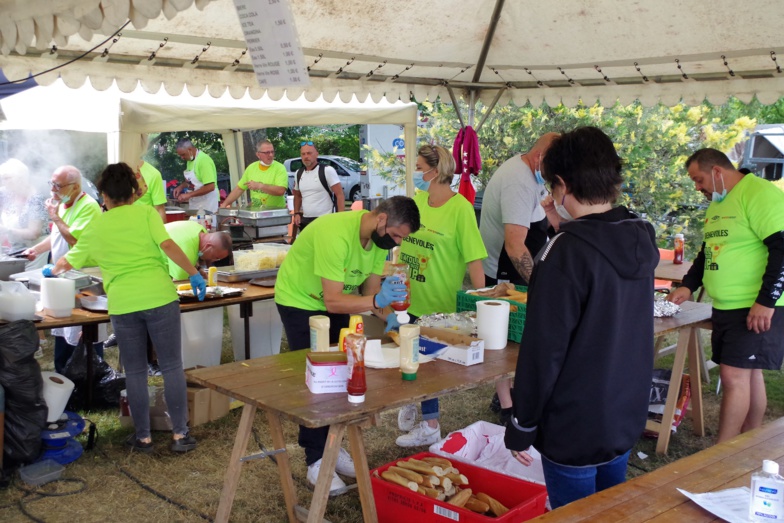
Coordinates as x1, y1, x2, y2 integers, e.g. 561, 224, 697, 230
41, 371, 75, 423
41, 278, 75, 318
476, 300, 510, 350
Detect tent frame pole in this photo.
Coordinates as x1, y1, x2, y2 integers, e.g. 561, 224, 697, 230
445, 84, 465, 128
472, 0, 507, 84
475, 87, 507, 133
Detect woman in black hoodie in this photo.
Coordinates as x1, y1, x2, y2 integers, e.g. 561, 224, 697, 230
505, 127, 658, 509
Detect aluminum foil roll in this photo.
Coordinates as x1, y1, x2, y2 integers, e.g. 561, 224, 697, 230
654, 296, 681, 317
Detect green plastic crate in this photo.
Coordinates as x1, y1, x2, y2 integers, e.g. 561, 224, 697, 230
456, 285, 527, 342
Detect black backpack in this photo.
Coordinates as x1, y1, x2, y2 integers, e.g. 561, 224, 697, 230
296, 163, 337, 213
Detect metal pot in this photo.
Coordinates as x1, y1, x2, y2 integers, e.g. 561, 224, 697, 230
0, 257, 26, 281
165, 208, 188, 223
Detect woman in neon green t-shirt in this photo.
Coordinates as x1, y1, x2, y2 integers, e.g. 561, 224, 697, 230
51, 163, 207, 454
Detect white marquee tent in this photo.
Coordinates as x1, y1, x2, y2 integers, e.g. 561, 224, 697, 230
0, 79, 419, 186
1, 0, 784, 109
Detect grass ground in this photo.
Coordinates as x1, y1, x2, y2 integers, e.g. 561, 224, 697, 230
1, 313, 782, 522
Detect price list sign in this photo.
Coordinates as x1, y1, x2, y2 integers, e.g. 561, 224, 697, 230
233, 0, 310, 88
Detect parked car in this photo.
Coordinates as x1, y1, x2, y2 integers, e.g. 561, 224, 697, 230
284, 155, 363, 201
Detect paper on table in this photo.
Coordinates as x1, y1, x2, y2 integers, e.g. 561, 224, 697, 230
364, 339, 434, 369
677, 487, 750, 523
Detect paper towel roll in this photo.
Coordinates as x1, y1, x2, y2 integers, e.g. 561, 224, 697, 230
41, 371, 75, 423
41, 278, 75, 318
476, 300, 510, 350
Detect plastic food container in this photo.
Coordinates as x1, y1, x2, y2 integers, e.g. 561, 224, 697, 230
19, 459, 65, 486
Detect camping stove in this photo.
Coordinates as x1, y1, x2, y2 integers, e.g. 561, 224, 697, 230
39, 411, 85, 465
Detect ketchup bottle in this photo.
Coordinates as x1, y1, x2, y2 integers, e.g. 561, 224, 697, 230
389, 263, 411, 323
673, 234, 684, 264
345, 333, 367, 403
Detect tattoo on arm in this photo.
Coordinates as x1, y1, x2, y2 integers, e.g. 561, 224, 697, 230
511, 251, 535, 282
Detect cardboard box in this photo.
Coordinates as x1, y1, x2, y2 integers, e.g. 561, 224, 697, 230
419, 326, 484, 366
119, 386, 173, 431
305, 351, 348, 394
187, 386, 211, 426
371, 451, 547, 523
208, 389, 230, 421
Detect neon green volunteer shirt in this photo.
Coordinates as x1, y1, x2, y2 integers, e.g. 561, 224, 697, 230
702, 174, 784, 310
134, 162, 167, 208
66, 205, 177, 315
164, 220, 205, 280
400, 191, 487, 316
238, 160, 288, 208
186, 151, 218, 196
275, 211, 387, 311
60, 193, 101, 239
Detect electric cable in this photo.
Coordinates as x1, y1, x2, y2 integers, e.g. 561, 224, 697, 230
0, 20, 131, 86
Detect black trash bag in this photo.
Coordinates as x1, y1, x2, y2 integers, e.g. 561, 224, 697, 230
0, 321, 48, 468
62, 341, 125, 411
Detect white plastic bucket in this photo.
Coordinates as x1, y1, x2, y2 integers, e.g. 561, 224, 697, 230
228, 301, 282, 360
180, 308, 224, 367
0, 281, 37, 321
41, 278, 75, 318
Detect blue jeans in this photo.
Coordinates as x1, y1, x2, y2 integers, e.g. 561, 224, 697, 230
541, 450, 630, 509
111, 300, 188, 440
421, 398, 440, 421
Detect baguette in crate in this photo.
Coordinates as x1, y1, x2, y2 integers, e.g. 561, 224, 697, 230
457, 283, 528, 342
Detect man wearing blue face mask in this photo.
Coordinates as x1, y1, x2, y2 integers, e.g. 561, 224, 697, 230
23, 165, 102, 372
668, 148, 784, 445
275, 195, 420, 495
162, 220, 231, 280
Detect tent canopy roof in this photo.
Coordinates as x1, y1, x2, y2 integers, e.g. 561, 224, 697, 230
2, 0, 784, 106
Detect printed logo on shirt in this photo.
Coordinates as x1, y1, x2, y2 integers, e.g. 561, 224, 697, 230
705, 229, 729, 239
400, 251, 429, 283
402, 236, 435, 250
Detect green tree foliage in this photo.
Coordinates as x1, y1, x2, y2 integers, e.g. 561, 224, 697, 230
371, 97, 772, 252
144, 131, 229, 184
261, 125, 361, 162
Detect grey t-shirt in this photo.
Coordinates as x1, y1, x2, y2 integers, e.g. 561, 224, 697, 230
479, 154, 548, 277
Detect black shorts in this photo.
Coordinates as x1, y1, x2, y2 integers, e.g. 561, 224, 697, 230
711, 307, 784, 370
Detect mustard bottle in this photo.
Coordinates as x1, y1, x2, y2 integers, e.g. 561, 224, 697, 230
309, 315, 330, 352
349, 315, 364, 334
338, 327, 351, 352
398, 324, 420, 381
207, 266, 218, 287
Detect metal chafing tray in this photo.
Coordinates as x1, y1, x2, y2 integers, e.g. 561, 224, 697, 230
216, 266, 279, 282
11, 269, 97, 292
236, 206, 292, 227
217, 208, 239, 217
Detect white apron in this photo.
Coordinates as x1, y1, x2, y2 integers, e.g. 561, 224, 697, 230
184, 169, 218, 213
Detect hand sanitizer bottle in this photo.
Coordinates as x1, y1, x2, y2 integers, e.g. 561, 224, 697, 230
749, 460, 784, 522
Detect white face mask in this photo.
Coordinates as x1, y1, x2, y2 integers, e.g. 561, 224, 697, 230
555, 194, 572, 221
259, 160, 271, 167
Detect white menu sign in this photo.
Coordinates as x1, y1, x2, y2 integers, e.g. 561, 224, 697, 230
233, 0, 310, 88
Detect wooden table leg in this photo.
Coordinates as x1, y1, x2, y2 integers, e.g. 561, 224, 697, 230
82, 324, 98, 409
654, 326, 691, 454
215, 403, 257, 523
686, 327, 705, 437
266, 411, 298, 523
307, 423, 346, 523
347, 423, 378, 523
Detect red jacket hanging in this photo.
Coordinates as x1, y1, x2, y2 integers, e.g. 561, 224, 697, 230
452, 126, 481, 204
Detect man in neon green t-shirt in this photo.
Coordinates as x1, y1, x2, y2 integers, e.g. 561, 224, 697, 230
164, 220, 232, 280
173, 138, 219, 213
669, 148, 784, 444
220, 140, 288, 209
134, 161, 167, 221
275, 195, 420, 494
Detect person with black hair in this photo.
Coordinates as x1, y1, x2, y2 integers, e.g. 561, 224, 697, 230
49, 162, 207, 454
275, 195, 420, 495
505, 127, 658, 509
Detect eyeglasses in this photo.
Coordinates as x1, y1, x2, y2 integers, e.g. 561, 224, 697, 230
300, 141, 315, 146
49, 181, 75, 191
257, 150, 275, 155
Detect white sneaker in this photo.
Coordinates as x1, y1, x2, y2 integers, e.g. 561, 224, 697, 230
335, 448, 356, 478
398, 404, 417, 431
396, 421, 441, 448
307, 459, 347, 495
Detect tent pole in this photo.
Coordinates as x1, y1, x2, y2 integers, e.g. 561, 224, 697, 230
445, 85, 465, 128
468, 90, 476, 127
472, 0, 507, 84
475, 87, 507, 133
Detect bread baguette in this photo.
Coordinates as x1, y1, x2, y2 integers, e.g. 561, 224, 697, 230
476, 492, 509, 516
381, 470, 418, 492
447, 488, 473, 507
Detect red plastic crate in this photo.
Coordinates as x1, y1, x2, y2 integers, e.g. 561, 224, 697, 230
371, 451, 547, 522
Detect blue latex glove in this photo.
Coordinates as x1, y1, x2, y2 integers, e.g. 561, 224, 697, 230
189, 273, 207, 301
385, 313, 401, 333
42, 264, 56, 278
375, 275, 407, 309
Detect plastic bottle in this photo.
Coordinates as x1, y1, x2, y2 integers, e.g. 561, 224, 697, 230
749, 460, 784, 522
207, 266, 218, 287
345, 333, 367, 403
388, 263, 411, 323
349, 314, 364, 334
309, 315, 330, 352
673, 233, 684, 264
338, 327, 351, 352
398, 324, 420, 381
